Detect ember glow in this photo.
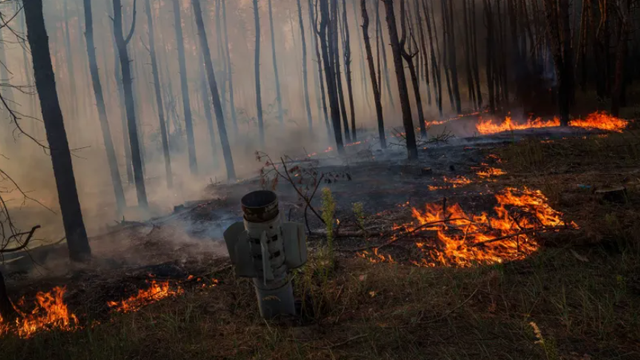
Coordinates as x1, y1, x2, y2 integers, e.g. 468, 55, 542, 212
477, 167, 506, 178
107, 280, 185, 313
476, 112, 628, 135
429, 176, 472, 191
0, 287, 79, 338
358, 248, 395, 264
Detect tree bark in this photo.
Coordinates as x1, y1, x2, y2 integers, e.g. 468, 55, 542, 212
423, 0, 442, 117
83, 0, 127, 212
62, 0, 78, 124
172, 0, 197, 174
192, 0, 236, 181
144, 0, 173, 188
318, 0, 345, 154
24, 0, 92, 261
113, 0, 148, 208
297, 0, 314, 133
361, 0, 386, 149
401, 1, 427, 138
198, 53, 219, 170
253, 0, 265, 147
375, 2, 395, 109
267, 0, 285, 126
382, 0, 418, 160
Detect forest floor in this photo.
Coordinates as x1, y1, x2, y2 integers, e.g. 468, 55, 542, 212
2, 124, 640, 359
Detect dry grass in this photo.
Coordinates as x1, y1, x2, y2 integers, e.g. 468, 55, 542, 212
2, 133, 640, 359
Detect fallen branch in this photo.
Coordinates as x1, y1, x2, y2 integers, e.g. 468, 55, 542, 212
1, 225, 41, 253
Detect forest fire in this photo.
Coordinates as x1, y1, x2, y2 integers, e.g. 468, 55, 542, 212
362, 187, 576, 268
107, 280, 185, 313
476, 167, 506, 178
0, 287, 79, 338
476, 112, 628, 135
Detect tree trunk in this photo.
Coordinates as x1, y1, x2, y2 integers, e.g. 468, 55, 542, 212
62, 0, 78, 124
382, 0, 418, 160
144, 0, 173, 188
113, 0, 148, 208
471, 0, 483, 109
352, 0, 370, 110
0, 270, 17, 321
310, 0, 332, 138
462, 0, 477, 107
24, 0, 92, 261
543, 0, 572, 126
214, 0, 228, 121
611, 0, 630, 117
319, 0, 345, 154
401, 2, 426, 138
267, 0, 285, 126
415, 0, 431, 106
172, 0, 197, 175
253, 0, 265, 147
297, 0, 314, 133
198, 53, 219, 170
333, 0, 351, 143
375, 2, 395, 109
423, 0, 442, 117
483, 0, 496, 113
361, 0, 386, 149
192, 0, 236, 181
221, 0, 238, 136
83, 0, 127, 212
443, 0, 461, 113
342, 0, 356, 141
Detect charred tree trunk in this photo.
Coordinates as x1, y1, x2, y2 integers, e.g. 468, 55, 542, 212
333, 0, 351, 143
253, 0, 265, 147
319, 0, 345, 154
543, 0, 573, 126
342, 0, 356, 141
83, 0, 127, 212
172, 0, 197, 175
310, 0, 332, 138
24, 0, 92, 261
113, 0, 148, 208
484, 0, 496, 113
401, 3, 427, 138
423, 0, 442, 117
611, 0, 630, 117
415, 0, 431, 106
462, 0, 477, 108
267, 0, 285, 126
221, 0, 238, 136
214, 0, 228, 120
382, 0, 418, 160
0, 270, 16, 320
361, 0, 386, 149
297, 0, 314, 133
352, 0, 370, 109
471, 0, 483, 109
192, 0, 236, 180
144, 0, 173, 188
443, 0, 461, 113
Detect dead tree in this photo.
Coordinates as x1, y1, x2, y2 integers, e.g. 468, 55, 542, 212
470, 0, 483, 109
297, 0, 314, 133
318, 0, 345, 154
441, 0, 461, 113
483, 0, 497, 113
268, 0, 285, 125
221, 0, 238, 136
382, 0, 418, 160
361, 0, 386, 149
24, 0, 92, 261
341, 0, 356, 140
414, 0, 431, 106
83, 0, 127, 212
198, 51, 219, 170
192, 0, 237, 181
144, 0, 173, 188
172, 0, 197, 174
253, 0, 265, 147
113, 0, 148, 208
462, 0, 477, 108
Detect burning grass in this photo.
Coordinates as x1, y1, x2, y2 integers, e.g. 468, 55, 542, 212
476, 111, 629, 135
107, 280, 185, 313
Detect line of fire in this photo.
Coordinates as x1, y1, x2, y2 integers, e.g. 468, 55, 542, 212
1, 0, 639, 358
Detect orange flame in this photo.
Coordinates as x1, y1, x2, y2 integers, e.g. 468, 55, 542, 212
477, 167, 506, 178
358, 248, 395, 264
408, 188, 576, 267
0, 286, 79, 338
107, 280, 185, 313
476, 112, 628, 135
